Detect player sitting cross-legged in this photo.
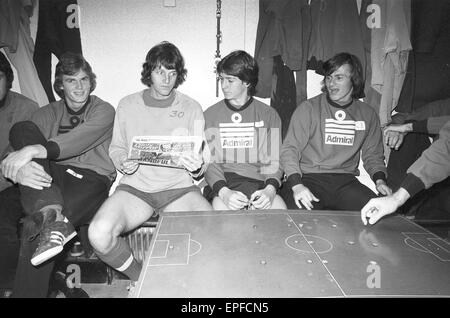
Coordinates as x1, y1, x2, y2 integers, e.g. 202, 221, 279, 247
203, 50, 286, 210
88, 42, 212, 282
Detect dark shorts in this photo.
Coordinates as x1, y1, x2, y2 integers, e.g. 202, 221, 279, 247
280, 173, 378, 211
203, 172, 266, 202
116, 184, 201, 215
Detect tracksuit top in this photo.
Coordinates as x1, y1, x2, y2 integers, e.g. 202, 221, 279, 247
0, 91, 39, 191
35, 95, 116, 181
110, 89, 208, 193
392, 97, 450, 135
204, 98, 283, 193
281, 93, 387, 187
402, 120, 450, 197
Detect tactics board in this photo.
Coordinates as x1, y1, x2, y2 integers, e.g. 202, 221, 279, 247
131, 210, 450, 297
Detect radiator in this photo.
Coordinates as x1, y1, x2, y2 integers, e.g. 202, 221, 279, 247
125, 226, 155, 264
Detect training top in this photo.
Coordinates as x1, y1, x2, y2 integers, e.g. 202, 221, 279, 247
204, 98, 283, 194
281, 93, 387, 187
33, 95, 116, 181
0, 91, 39, 191
110, 89, 209, 193
401, 119, 450, 197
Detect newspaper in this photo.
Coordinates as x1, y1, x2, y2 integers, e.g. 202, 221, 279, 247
128, 135, 203, 169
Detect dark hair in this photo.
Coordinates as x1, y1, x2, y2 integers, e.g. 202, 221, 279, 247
0, 51, 14, 90
217, 50, 259, 96
141, 41, 187, 88
321, 52, 365, 99
53, 52, 97, 98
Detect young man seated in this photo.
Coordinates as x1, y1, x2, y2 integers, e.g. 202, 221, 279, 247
203, 50, 286, 210
0, 52, 116, 297
280, 52, 391, 211
0, 52, 39, 298
88, 42, 212, 282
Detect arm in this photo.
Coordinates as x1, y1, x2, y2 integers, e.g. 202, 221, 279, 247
384, 117, 450, 146
280, 103, 320, 209
361, 110, 390, 195
1, 145, 47, 182
280, 103, 311, 187
362, 121, 450, 225
404, 120, 450, 194
361, 188, 410, 225
203, 126, 247, 209
109, 104, 132, 174
203, 114, 248, 210
204, 147, 249, 210
385, 98, 450, 149
251, 109, 283, 209
47, 102, 115, 159
185, 107, 210, 178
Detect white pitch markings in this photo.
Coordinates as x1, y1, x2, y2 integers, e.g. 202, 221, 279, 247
290, 215, 347, 297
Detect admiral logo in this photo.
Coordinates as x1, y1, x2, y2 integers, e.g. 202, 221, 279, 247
325, 133, 355, 145
324, 111, 356, 146
219, 115, 255, 149
221, 137, 253, 148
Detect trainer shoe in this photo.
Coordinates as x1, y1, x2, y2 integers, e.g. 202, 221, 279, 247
31, 221, 77, 266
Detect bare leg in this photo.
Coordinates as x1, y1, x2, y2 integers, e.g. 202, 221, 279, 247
88, 190, 154, 281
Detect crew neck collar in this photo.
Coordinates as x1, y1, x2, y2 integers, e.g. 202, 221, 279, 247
326, 94, 353, 109
143, 89, 176, 108
224, 97, 254, 112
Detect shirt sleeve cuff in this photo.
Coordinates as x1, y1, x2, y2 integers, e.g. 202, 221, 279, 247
287, 173, 302, 188
265, 178, 280, 191
412, 120, 428, 134
372, 171, 386, 183
212, 180, 227, 194
400, 173, 425, 198
45, 141, 60, 159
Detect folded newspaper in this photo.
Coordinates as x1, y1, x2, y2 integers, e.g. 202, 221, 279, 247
128, 135, 203, 169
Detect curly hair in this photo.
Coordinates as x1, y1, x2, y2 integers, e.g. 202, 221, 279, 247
321, 52, 365, 99
53, 52, 97, 99
141, 41, 187, 88
217, 50, 259, 96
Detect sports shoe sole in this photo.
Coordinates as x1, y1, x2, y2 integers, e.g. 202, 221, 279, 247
31, 231, 77, 266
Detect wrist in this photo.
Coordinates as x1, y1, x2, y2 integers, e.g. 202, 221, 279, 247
264, 184, 276, 195
218, 187, 230, 200
292, 183, 305, 193
392, 188, 410, 207
27, 144, 47, 159
405, 123, 413, 133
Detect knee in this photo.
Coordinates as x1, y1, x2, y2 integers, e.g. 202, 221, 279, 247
212, 197, 228, 210
9, 121, 37, 139
88, 218, 118, 254
272, 195, 287, 209
9, 121, 40, 150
